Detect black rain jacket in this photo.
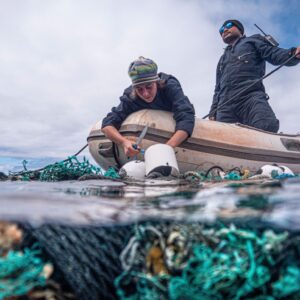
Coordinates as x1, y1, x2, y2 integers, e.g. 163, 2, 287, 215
210, 34, 299, 117
102, 73, 195, 136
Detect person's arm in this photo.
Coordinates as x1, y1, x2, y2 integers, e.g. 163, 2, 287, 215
163, 77, 195, 147
209, 59, 222, 120
295, 46, 300, 59
101, 126, 139, 157
254, 35, 300, 66
101, 91, 140, 157
166, 130, 188, 148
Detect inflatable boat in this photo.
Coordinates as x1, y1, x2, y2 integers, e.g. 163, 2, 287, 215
87, 109, 300, 173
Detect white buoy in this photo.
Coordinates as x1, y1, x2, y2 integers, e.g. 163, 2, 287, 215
279, 165, 294, 176
145, 144, 179, 177
118, 160, 146, 180
252, 164, 283, 179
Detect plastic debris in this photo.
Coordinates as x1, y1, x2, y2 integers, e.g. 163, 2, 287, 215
8, 155, 300, 183
250, 164, 297, 180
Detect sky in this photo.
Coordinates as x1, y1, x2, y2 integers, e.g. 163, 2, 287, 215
0, 0, 299, 160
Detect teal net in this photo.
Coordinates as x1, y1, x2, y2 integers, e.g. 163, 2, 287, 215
9, 156, 120, 181
115, 223, 300, 300
15, 220, 300, 299
39, 156, 102, 181
0, 247, 48, 299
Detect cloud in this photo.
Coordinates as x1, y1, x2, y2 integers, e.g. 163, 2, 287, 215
0, 0, 299, 158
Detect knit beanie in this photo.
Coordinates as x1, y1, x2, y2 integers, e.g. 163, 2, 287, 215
128, 56, 159, 86
222, 19, 244, 35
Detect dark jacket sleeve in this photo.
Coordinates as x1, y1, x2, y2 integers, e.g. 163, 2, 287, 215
101, 91, 138, 130
164, 77, 195, 136
209, 58, 222, 117
253, 34, 299, 66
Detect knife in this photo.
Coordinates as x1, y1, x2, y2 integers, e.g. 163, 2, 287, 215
133, 125, 148, 150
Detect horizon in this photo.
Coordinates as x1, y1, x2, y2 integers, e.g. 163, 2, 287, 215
1, 0, 299, 160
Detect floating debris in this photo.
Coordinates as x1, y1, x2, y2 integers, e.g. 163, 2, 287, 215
8, 156, 103, 181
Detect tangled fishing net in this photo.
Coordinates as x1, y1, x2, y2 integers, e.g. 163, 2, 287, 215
1, 220, 299, 299
9, 156, 120, 181
0, 248, 49, 299
115, 222, 300, 300
0, 222, 52, 300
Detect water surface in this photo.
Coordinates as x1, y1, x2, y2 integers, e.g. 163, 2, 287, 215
1, 177, 299, 231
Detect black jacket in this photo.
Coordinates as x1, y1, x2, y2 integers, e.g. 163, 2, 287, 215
210, 34, 299, 116
102, 73, 195, 136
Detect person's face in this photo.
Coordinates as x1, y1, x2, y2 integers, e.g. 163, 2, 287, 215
135, 82, 158, 103
220, 23, 242, 44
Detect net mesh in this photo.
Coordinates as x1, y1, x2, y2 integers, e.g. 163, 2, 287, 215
21, 223, 134, 300
115, 222, 300, 300
8, 156, 120, 181
20, 221, 300, 300
0, 247, 47, 299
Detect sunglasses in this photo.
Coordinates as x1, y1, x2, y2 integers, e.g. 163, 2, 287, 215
219, 22, 234, 34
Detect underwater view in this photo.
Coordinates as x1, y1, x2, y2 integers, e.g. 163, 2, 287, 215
0, 156, 299, 299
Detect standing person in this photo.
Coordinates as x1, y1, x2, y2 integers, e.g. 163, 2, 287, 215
101, 57, 195, 158
209, 19, 300, 132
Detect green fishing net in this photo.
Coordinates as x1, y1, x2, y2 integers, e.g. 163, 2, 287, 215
0, 247, 48, 299
115, 223, 300, 300
39, 156, 103, 181
10, 156, 120, 181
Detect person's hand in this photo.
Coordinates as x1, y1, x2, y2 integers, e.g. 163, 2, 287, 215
296, 46, 300, 59
209, 116, 216, 121
121, 139, 140, 158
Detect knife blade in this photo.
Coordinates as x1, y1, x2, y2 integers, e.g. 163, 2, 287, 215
133, 125, 148, 149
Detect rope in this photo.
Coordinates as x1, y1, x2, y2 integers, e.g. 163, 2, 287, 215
21, 224, 134, 300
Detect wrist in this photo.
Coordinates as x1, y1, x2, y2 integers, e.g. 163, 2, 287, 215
290, 47, 299, 58
166, 140, 176, 148
120, 138, 128, 147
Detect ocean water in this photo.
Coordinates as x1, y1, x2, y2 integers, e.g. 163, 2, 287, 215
1, 156, 300, 299
0, 155, 299, 231
0, 155, 67, 174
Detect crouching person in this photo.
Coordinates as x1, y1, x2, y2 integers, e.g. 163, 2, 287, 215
101, 57, 195, 158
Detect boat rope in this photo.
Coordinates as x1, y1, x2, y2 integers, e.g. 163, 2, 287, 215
203, 53, 298, 119
73, 143, 88, 156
